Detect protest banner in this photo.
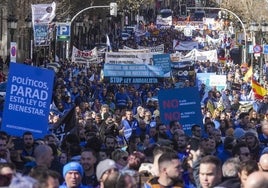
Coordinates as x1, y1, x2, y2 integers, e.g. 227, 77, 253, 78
105, 52, 152, 64
71, 46, 98, 64
158, 87, 203, 135
1, 63, 55, 138
31, 2, 56, 46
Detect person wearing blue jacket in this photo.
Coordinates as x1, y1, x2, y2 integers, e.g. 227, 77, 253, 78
60, 162, 91, 188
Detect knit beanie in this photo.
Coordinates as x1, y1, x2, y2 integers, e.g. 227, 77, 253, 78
63, 162, 84, 177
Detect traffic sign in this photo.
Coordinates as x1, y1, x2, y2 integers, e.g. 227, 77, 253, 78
248, 45, 253, 54
56, 23, 71, 41
253, 45, 262, 53
10, 42, 17, 63
263, 45, 268, 54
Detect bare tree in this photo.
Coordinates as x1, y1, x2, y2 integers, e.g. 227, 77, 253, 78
116, 0, 153, 14
213, 0, 268, 23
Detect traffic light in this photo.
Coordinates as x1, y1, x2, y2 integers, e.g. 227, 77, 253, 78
110, 2, 117, 17
180, 4, 187, 16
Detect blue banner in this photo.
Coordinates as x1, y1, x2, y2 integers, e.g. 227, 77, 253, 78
1, 63, 55, 138
104, 64, 165, 78
152, 54, 171, 76
196, 73, 226, 91
158, 87, 203, 135
105, 77, 163, 84
196, 73, 216, 90
33, 24, 50, 46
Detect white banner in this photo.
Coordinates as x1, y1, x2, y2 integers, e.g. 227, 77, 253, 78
138, 44, 165, 54
71, 46, 98, 64
156, 15, 172, 27
31, 2, 56, 46
206, 35, 221, 45
203, 18, 221, 30
209, 75, 226, 88
173, 40, 199, 51
181, 49, 218, 63
31, 2, 56, 24
105, 52, 153, 64
122, 44, 165, 54
119, 48, 150, 53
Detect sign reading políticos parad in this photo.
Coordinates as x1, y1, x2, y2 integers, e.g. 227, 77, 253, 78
1, 63, 55, 138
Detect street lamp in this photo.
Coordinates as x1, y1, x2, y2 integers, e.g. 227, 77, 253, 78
75, 16, 84, 49
250, 21, 268, 84
87, 19, 93, 48
249, 22, 260, 81
98, 15, 103, 44
7, 14, 18, 42
262, 22, 268, 33
123, 6, 128, 26
25, 15, 33, 60
261, 22, 268, 84
106, 14, 112, 33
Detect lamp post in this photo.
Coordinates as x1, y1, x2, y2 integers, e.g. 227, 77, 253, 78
98, 15, 103, 44
262, 22, 268, 84
87, 19, 93, 49
25, 15, 33, 60
7, 14, 18, 42
123, 6, 128, 26
106, 14, 112, 33
260, 22, 268, 84
75, 16, 83, 49
250, 21, 268, 84
250, 22, 260, 82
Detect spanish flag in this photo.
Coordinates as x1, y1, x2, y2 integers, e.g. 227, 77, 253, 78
251, 79, 267, 99
243, 66, 253, 82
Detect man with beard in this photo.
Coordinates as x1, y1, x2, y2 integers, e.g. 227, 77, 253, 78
144, 151, 184, 188
103, 135, 116, 152
167, 120, 181, 140
155, 123, 173, 147
244, 131, 264, 161
176, 134, 189, 162
135, 110, 152, 137
0, 135, 10, 162
123, 151, 145, 171
188, 124, 202, 151
232, 142, 251, 162
80, 149, 98, 187
21, 131, 35, 162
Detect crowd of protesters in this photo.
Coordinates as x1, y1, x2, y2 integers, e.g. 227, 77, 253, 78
2, 22, 268, 188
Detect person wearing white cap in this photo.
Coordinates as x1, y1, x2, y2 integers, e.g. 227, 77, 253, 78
96, 159, 119, 188
60, 161, 89, 188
